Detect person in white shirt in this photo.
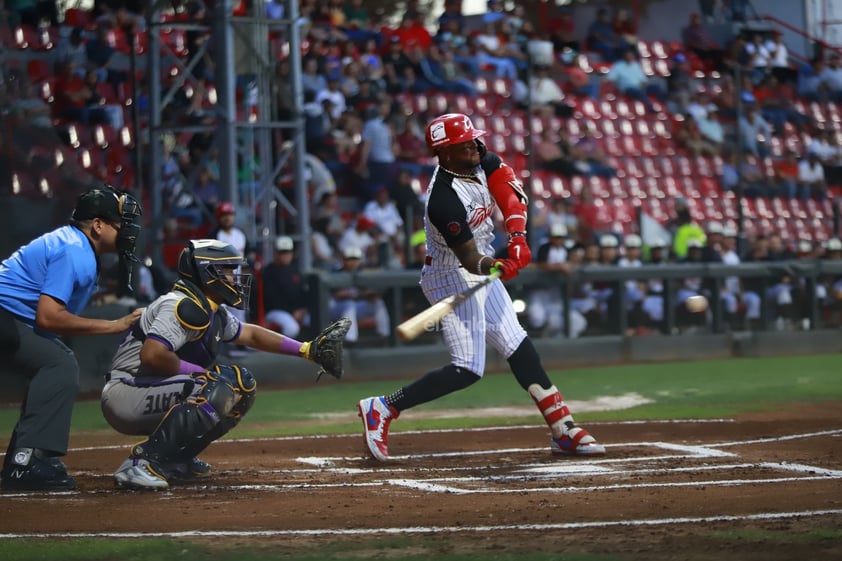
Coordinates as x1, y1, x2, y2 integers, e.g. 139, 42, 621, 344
362, 187, 404, 242
797, 152, 827, 201
767, 32, 795, 84
337, 216, 377, 264
819, 54, 842, 101
315, 78, 347, 120
211, 202, 251, 355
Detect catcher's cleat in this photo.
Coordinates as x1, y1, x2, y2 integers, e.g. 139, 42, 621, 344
550, 422, 606, 456
1, 448, 76, 492
113, 457, 169, 490
159, 456, 212, 479
357, 396, 399, 461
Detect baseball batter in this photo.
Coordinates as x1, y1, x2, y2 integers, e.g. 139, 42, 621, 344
357, 113, 605, 460
101, 239, 350, 490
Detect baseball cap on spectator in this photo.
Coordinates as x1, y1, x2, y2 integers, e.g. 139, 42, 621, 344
722, 226, 738, 238
599, 234, 619, 248
687, 239, 704, 248
215, 201, 235, 218
343, 246, 363, 260
706, 221, 724, 234
550, 224, 568, 238
650, 237, 668, 248
356, 216, 376, 230
826, 238, 842, 251
624, 234, 642, 248
275, 236, 294, 252
798, 240, 813, 254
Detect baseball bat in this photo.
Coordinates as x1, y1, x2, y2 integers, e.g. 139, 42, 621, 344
396, 270, 502, 341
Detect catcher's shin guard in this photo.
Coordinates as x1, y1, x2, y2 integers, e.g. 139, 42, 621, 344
177, 365, 257, 461
528, 384, 605, 456
132, 365, 256, 464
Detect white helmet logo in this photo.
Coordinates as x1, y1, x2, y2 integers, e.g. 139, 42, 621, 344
430, 121, 447, 143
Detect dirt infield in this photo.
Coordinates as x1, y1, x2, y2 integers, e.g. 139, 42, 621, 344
2, 402, 841, 560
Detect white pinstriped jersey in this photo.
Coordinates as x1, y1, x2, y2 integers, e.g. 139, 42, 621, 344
420, 152, 527, 375
424, 155, 499, 269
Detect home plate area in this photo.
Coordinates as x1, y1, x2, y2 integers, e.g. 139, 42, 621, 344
1, 408, 841, 560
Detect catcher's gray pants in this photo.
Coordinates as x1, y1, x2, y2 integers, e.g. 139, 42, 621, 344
3, 317, 79, 456
102, 374, 197, 435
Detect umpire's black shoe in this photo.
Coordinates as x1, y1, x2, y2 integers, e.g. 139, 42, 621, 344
1, 448, 76, 491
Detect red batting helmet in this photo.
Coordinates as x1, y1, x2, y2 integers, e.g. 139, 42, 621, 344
425, 113, 487, 154
215, 201, 235, 218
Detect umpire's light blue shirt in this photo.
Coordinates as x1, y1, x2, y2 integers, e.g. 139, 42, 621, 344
0, 225, 99, 330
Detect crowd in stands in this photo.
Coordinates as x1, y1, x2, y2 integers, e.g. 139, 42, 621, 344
3, 0, 842, 342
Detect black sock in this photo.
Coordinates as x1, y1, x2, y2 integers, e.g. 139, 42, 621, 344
386, 364, 479, 411
507, 337, 553, 391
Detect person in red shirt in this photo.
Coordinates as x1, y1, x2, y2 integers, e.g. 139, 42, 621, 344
52, 61, 108, 125
773, 150, 799, 199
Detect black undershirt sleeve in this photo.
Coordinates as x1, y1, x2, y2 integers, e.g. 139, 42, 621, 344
426, 179, 473, 248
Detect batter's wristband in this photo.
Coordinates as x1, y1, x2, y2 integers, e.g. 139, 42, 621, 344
476, 255, 491, 275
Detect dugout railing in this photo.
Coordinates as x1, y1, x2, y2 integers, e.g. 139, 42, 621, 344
307, 260, 842, 345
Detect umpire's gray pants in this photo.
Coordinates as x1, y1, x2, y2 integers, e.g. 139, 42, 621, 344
5, 318, 79, 456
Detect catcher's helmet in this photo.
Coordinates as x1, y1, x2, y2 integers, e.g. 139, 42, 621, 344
425, 113, 487, 154
177, 239, 252, 309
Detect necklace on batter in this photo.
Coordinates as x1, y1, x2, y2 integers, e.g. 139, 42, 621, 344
439, 165, 478, 180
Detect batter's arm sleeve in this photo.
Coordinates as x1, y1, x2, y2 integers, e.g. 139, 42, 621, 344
482, 153, 528, 234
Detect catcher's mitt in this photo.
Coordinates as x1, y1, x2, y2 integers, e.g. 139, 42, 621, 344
303, 317, 351, 380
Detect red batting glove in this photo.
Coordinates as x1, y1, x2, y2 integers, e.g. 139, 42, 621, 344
491, 259, 521, 281
507, 232, 531, 268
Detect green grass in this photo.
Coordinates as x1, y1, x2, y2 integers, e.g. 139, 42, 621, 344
2, 353, 841, 438
1, 537, 627, 561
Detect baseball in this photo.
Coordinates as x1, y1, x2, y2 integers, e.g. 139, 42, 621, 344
686, 295, 709, 313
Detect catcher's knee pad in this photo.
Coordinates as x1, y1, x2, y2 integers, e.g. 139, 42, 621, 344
208, 364, 257, 419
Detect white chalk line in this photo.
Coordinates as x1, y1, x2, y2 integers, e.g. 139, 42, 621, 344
0, 508, 839, 539
35, 418, 734, 455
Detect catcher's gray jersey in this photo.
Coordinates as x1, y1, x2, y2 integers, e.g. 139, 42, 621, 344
109, 290, 241, 379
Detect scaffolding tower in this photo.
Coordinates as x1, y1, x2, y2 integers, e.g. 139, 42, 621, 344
146, 0, 310, 270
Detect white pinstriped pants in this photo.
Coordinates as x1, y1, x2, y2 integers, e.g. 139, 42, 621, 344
420, 266, 527, 376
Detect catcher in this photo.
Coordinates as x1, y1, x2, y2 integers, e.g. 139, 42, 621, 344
101, 239, 349, 490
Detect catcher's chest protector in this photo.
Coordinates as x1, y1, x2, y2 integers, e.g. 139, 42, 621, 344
172, 280, 230, 367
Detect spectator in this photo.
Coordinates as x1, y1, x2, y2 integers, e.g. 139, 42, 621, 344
682, 12, 724, 72
797, 151, 827, 201
358, 99, 397, 200
84, 22, 129, 97
528, 224, 587, 338
55, 26, 88, 73
338, 215, 378, 264
301, 57, 328, 97
474, 20, 519, 79
678, 116, 720, 157
744, 33, 772, 84
328, 246, 390, 344
316, 77, 347, 121
192, 164, 222, 215
535, 128, 581, 177
798, 58, 826, 102
311, 216, 342, 271
819, 53, 842, 102
753, 75, 812, 134
363, 185, 404, 243
773, 150, 800, 199
546, 7, 579, 52
394, 116, 435, 176
517, 65, 573, 120
389, 168, 425, 224
586, 7, 623, 62
695, 105, 725, 151
604, 48, 658, 113
574, 130, 617, 177
263, 236, 310, 338
768, 31, 796, 84
672, 205, 706, 259
721, 150, 767, 198
612, 8, 638, 48
52, 61, 109, 126
738, 105, 772, 158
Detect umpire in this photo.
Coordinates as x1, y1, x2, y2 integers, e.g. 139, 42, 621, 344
0, 183, 143, 491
